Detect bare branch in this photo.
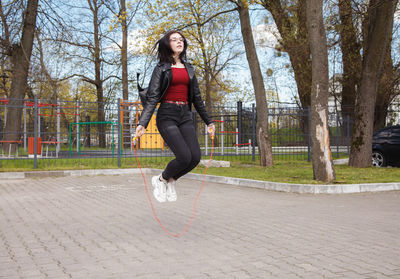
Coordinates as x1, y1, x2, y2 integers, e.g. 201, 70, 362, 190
177, 8, 237, 30
53, 38, 93, 49
0, 0, 11, 52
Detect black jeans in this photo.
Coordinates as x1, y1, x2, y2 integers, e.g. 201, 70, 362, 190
156, 103, 201, 181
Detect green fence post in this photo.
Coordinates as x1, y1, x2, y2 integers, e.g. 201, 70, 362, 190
307, 107, 311, 162
112, 124, 114, 157
69, 124, 71, 157
252, 103, 256, 161
78, 123, 81, 156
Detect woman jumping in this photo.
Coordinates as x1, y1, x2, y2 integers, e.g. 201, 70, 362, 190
135, 30, 215, 202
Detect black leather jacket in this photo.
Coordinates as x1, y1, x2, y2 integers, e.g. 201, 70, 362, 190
138, 61, 213, 128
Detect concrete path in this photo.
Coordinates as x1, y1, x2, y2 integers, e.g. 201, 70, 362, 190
0, 173, 399, 278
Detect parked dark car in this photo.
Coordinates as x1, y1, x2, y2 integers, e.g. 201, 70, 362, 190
372, 125, 400, 167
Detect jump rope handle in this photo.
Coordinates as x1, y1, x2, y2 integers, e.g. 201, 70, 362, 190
208, 126, 214, 140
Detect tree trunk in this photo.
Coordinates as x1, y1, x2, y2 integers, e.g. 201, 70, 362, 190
306, 0, 335, 182
338, 0, 362, 136
237, 0, 273, 167
374, 39, 394, 131
3, 0, 39, 153
90, 0, 106, 148
120, 0, 130, 147
121, 0, 128, 101
349, 0, 397, 167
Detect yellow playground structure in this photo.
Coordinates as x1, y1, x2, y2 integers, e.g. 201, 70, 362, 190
119, 99, 164, 150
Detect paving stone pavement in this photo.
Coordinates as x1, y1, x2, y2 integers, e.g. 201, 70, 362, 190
0, 174, 399, 279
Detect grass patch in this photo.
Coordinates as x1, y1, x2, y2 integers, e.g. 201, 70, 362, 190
0, 156, 172, 172
1, 156, 400, 185
192, 160, 400, 184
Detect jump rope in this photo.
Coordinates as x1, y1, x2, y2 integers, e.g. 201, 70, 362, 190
132, 128, 214, 238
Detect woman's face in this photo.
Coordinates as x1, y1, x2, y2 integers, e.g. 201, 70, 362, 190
169, 33, 185, 56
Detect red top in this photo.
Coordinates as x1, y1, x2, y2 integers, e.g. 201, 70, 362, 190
162, 68, 189, 102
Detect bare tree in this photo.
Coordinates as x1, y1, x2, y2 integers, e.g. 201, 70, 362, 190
120, 0, 128, 101
306, 0, 335, 182
349, 0, 398, 168
87, 0, 107, 147
1, 0, 39, 152
233, 0, 273, 166
104, 0, 143, 147
59, 0, 115, 148
105, 0, 143, 100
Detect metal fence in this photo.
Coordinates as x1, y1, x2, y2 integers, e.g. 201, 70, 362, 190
0, 97, 397, 170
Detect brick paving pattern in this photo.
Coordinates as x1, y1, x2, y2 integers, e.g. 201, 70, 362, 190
0, 174, 399, 278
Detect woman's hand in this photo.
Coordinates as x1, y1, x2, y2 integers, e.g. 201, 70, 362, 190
135, 125, 145, 139
207, 123, 215, 139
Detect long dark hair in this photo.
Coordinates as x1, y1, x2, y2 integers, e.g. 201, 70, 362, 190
154, 30, 187, 64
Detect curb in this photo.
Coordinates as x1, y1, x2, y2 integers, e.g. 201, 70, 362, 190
0, 168, 399, 194
183, 172, 400, 194
0, 169, 151, 180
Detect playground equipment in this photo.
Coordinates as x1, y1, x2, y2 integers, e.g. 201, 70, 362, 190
0, 98, 80, 158
119, 99, 164, 150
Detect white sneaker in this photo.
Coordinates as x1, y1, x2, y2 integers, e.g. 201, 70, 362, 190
151, 175, 167, 203
166, 180, 177, 202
